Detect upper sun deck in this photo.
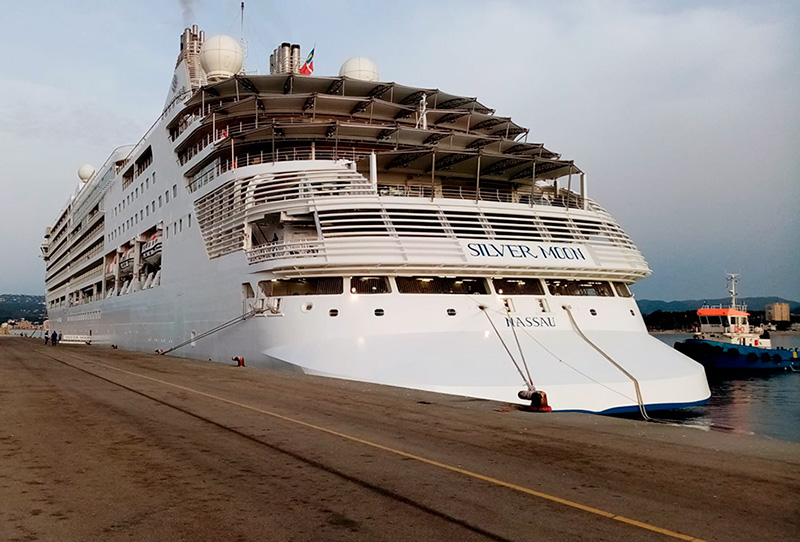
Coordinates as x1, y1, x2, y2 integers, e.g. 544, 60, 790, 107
171, 73, 582, 188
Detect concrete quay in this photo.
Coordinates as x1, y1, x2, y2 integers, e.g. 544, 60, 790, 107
0, 336, 797, 541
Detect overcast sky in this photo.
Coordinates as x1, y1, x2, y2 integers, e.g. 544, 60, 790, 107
0, 0, 797, 301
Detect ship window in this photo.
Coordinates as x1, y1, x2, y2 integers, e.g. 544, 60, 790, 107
135, 188, 139, 198
350, 276, 390, 294
545, 280, 614, 297
158, 195, 162, 207
396, 277, 489, 295
188, 214, 191, 228
146, 178, 149, 189
172, 185, 177, 198
492, 278, 544, 295
146, 207, 149, 217
153, 172, 156, 184
179, 218, 183, 232
613, 282, 633, 297
259, 277, 343, 297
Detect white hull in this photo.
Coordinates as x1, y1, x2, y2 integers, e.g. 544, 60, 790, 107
49, 266, 708, 412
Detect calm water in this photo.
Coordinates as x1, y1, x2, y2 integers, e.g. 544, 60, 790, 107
652, 333, 800, 443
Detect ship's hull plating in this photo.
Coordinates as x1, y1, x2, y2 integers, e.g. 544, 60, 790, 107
49, 263, 710, 413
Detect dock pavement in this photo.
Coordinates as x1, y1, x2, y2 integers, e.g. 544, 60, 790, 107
0, 335, 797, 541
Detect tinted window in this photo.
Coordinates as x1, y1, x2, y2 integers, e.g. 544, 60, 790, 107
351, 277, 391, 294
613, 282, 633, 297
545, 280, 614, 297
396, 277, 489, 294
259, 277, 343, 296
492, 278, 544, 295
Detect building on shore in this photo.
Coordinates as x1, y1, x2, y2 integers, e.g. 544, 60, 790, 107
765, 302, 790, 322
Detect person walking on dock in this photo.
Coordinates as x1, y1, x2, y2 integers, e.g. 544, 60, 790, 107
44, 333, 49, 345
50, 330, 58, 346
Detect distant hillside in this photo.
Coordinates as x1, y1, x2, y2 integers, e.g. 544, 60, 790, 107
636, 296, 800, 315
0, 294, 46, 323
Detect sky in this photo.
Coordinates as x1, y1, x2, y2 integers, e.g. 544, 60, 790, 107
0, 0, 797, 301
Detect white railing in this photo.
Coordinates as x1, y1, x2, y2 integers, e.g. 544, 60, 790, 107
245, 237, 466, 266
246, 239, 325, 264
377, 184, 585, 210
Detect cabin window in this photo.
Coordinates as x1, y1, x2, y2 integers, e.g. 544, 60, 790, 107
258, 277, 343, 297
701, 315, 723, 325
350, 277, 391, 294
396, 277, 489, 295
146, 178, 149, 189
187, 214, 191, 228
545, 280, 614, 297
613, 282, 633, 298
158, 195, 162, 207
492, 278, 544, 295
172, 185, 177, 198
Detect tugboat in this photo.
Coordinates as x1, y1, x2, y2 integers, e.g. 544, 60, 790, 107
675, 274, 799, 371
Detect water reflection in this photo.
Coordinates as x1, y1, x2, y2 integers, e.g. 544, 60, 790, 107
652, 333, 800, 442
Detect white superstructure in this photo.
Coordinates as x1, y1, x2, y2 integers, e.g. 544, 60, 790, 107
41, 25, 710, 413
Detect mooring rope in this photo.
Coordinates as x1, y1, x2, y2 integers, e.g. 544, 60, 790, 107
561, 304, 651, 421
479, 305, 533, 391
158, 307, 264, 355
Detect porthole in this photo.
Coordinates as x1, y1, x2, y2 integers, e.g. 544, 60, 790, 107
589, 309, 597, 316
374, 309, 385, 317
447, 308, 457, 316
329, 309, 339, 317
302, 302, 313, 312
630, 309, 635, 316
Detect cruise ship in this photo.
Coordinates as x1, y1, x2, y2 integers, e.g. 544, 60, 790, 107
41, 26, 710, 413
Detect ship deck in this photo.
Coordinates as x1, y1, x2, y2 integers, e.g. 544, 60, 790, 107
1, 335, 797, 541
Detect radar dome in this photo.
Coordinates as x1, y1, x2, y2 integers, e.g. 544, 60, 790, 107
199, 35, 244, 81
77, 164, 95, 182
339, 57, 379, 82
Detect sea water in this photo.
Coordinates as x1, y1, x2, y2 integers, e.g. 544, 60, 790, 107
653, 333, 800, 443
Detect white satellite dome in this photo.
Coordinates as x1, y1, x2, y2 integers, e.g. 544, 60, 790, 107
339, 57, 379, 82
199, 35, 244, 81
77, 164, 95, 182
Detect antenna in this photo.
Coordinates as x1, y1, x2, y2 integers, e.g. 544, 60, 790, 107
726, 273, 739, 309
240, 2, 245, 40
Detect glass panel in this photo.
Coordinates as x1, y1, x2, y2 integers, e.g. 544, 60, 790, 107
396, 277, 489, 294
350, 277, 390, 294
259, 277, 343, 296
545, 279, 614, 297
492, 278, 544, 295
613, 282, 633, 297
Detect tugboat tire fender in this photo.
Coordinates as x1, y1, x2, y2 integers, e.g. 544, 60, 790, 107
726, 348, 739, 358
747, 353, 758, 363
